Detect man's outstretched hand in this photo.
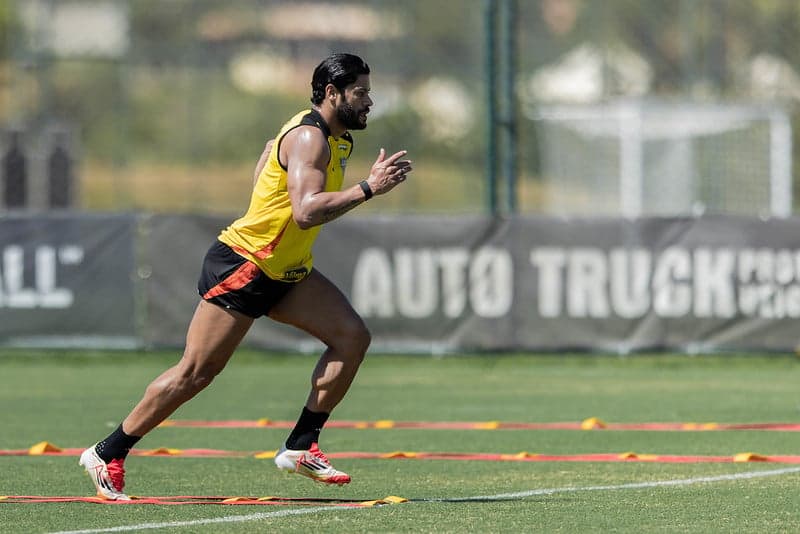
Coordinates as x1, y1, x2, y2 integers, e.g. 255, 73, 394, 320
366, 148, 413, 196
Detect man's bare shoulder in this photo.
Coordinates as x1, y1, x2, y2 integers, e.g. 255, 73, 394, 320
283, 125, 330, 164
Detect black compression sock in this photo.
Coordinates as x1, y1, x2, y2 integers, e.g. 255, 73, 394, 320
95, 424, 142, 462
284, 407, 330, 450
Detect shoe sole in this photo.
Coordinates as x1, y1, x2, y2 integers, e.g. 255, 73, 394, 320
282, 469, 351, 486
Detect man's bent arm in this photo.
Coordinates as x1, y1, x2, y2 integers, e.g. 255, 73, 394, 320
285, 127, 367, 229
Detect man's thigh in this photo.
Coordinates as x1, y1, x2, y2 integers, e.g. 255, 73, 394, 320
184, 300, 254, 368
268, 269, 363, 345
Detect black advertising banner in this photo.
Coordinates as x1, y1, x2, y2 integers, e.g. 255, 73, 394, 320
0, 214, 138, 348
3, 213, 800, 353
316, 215, 800, 353
139, 214, 225, 348
313, 215, 515, 353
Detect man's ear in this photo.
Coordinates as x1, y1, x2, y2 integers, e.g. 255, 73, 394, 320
325, 84, 339, 105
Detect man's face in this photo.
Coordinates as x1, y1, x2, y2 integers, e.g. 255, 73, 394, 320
336, 74, 372, 130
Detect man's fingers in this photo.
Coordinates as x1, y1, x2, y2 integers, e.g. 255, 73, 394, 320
370, 150, 412, 191
383, 150, 408, 165
373, 147, 387, 165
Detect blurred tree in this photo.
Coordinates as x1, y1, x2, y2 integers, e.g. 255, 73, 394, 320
3, 0, 799, 213
0, 0, 20, 123
0, 1, 12, 59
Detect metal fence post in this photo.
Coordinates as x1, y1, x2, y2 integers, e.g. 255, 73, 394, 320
500, 0, 517, 213
485, 0, 499, 216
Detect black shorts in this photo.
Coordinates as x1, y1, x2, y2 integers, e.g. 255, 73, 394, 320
197, 240, 297, 318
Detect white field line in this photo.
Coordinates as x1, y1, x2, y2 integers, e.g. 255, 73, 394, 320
49, 466, 800, 534
422, 465, 800, 502
48, 506, 356, 534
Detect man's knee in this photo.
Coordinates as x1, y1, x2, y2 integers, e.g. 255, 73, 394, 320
184, 368, 218, 392
355, 318, 372, 352
338, 317, 371, 356
173, 356, 225, 395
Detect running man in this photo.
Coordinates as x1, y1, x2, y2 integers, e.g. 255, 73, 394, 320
80, 53, 412, 500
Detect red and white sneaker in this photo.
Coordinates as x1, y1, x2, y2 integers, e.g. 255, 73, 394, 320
274, 443, 351, 485
79, 445, 130, 500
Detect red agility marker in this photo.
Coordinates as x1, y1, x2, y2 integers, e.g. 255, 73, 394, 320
0, 495, 408, 506
158, 418, 800, 432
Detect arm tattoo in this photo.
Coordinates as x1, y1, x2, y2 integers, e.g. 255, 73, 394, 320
322, 198, 362, 223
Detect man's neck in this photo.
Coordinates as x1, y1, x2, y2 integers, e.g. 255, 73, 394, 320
313, 105, 346, 138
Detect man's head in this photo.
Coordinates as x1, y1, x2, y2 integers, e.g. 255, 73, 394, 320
311, 53, 372, 131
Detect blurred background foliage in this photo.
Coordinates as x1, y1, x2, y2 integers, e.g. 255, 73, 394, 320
0, 0, 799, 214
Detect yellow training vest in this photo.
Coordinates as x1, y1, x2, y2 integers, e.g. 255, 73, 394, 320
218, 109, 353, 281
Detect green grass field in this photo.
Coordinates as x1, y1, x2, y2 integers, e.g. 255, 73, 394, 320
2, 351, 800, 533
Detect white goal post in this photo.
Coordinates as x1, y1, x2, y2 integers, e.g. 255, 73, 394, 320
528, 100, 793, 218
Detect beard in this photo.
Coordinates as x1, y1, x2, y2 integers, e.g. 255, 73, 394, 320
337, 102, 368, 130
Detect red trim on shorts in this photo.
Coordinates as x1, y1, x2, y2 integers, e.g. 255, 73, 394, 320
203, 261, 262, 300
